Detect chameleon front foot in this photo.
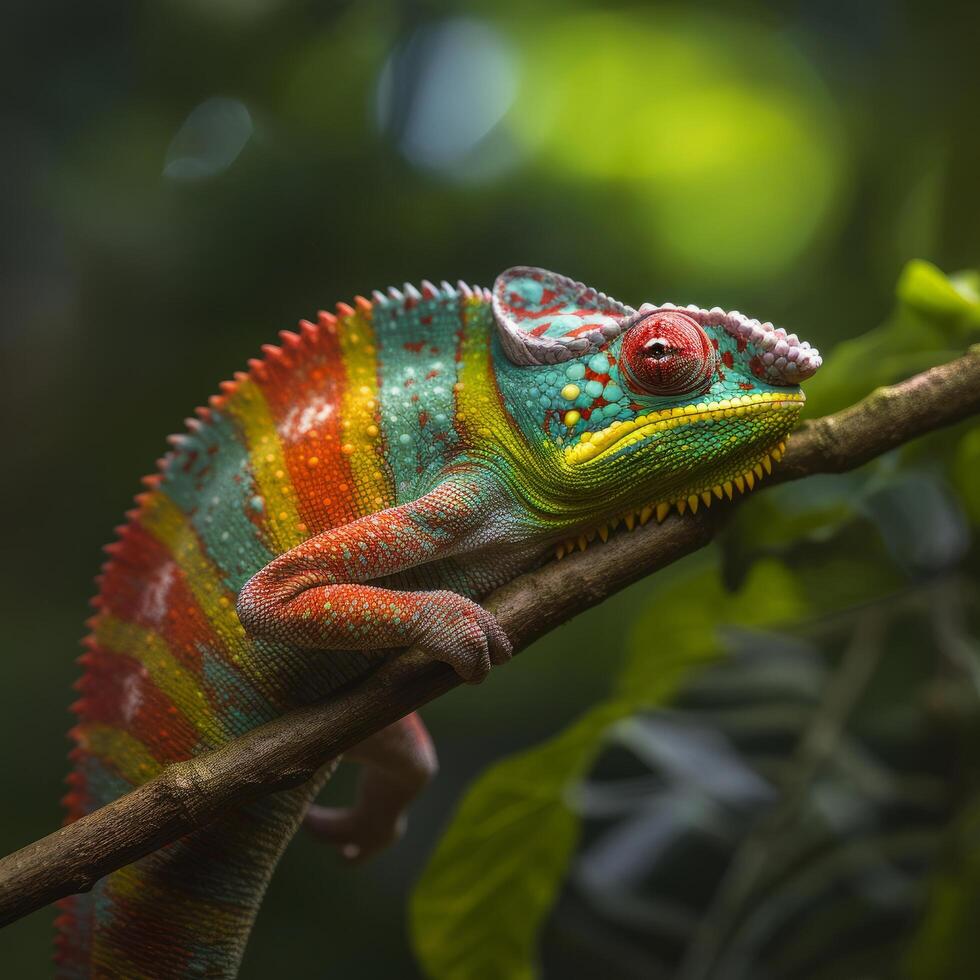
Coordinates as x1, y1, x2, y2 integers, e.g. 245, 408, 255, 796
410, 591, 512, 684
235, 480, 511, 683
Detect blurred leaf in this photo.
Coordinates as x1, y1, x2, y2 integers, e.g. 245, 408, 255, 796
610, 716, 776, 807
859, 472, 970, 575
802, 317, 951, 418
803, 261, 977, 417
410, 561, 806, 979
952, 426, 980, 527
567, 592, 966, 980
409, 703, 618, 980
793, 554, 903, 614
721, 477, 862, 585
618, 559, 807, 696
897, 260, 980, 329
904, 796, 980, 980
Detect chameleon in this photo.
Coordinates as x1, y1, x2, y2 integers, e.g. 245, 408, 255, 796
55, 266, 821, 978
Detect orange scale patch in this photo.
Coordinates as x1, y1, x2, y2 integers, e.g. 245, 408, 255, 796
257, 319, 361, 535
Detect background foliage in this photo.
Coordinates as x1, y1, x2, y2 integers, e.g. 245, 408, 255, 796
1, 1, 978, 976
411, 264, 980, 977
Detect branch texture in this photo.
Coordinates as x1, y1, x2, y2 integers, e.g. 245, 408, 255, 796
1, 345, 978, 928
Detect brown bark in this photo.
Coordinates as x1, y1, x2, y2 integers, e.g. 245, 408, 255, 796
1, 344, 978, 929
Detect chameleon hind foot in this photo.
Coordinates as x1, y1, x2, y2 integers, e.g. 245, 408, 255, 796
305, 713, 438, 862
304, 803, 406, 863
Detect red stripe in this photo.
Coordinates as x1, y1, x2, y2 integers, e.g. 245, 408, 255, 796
257, 320, 358, 535
100, 519, 214, 678
74, 644, 200, 764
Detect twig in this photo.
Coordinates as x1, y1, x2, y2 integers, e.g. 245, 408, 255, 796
0, 345, 978, 929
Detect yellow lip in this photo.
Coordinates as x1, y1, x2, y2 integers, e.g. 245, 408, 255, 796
552, 436, 788, 561
564, 391, 806, 465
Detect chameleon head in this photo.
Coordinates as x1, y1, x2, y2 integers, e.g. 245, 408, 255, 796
491, 267, 821, 526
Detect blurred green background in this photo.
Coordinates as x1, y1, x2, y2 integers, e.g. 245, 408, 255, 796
1, 1, 979, 977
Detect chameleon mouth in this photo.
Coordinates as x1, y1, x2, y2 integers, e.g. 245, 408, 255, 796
563, 391, 806, 466
553, 438, 789, 560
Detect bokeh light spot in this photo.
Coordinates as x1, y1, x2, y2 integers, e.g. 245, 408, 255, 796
163, 97, 253, 181
376, 19, 518, 180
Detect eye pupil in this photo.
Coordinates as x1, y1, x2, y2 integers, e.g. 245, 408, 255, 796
645, 341, 670, 359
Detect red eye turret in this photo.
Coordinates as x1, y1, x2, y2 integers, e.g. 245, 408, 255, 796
620, 311, 718, 396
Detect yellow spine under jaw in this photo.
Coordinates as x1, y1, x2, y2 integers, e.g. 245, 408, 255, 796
553, 441, 786, 560
564, 392, 804, 466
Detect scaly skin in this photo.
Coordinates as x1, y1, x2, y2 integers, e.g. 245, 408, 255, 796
56, 268, 820, 978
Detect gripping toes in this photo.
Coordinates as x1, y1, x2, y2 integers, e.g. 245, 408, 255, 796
412, 591, 512, 683
304, 804, 406, 863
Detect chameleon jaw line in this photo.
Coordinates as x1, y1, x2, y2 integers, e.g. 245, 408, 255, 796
553, 440, 788, 560
563, 391, 805, 466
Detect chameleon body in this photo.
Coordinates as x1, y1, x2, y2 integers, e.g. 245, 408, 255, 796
55, 267, 820, 978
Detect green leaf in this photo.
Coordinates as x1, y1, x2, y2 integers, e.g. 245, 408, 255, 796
897, 259, 980, 326
410, 560, 807, 980
803, 261, 978, 417
617, 559, 807, 697
802, 320, 951, 418
409, 703, 620, 980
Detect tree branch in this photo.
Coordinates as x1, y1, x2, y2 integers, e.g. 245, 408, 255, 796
1, 345, 979, 929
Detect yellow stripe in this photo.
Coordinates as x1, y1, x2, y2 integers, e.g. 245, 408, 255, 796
90, 916, 153, 980
225, 377, 306, 553
337, 306, 394, 515
456, 297, 528, 461
76, 723, 163, 786
139, 492, 277, 706
141, 493, 247, 650
92, 862, 243, 977
94, 615, 225, 744
107, 862, 245, 942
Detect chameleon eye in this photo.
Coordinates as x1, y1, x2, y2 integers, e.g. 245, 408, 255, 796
620, 311, 718, 396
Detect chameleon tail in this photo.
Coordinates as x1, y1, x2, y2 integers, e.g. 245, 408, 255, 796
54, 782, 326, 978
53, 491, 347, 977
